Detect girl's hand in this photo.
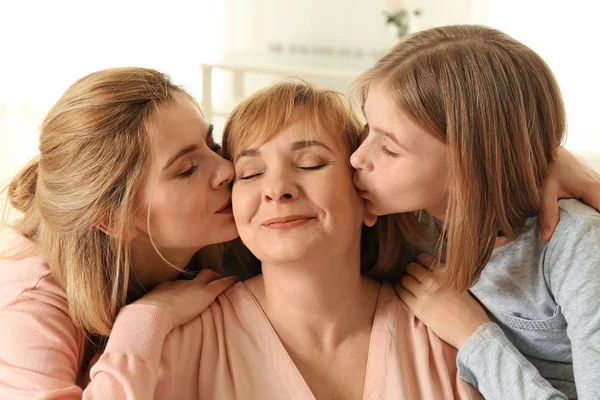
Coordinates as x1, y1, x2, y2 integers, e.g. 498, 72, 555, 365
134, 269, 238, 328
395, 254, 490, 349
540, 147, 600, 241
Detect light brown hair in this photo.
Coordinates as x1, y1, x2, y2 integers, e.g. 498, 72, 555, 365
354, 25, 566, 290
222, 79, 411, 279
2, 67, 213, 336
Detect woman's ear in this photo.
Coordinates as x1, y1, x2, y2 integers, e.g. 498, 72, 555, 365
96, 218, 139, 241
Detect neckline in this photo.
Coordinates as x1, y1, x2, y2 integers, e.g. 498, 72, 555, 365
228, 281, 397, 400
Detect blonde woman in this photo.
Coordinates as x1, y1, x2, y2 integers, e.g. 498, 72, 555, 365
351, 25, 599, 399
0, 67, 239, 398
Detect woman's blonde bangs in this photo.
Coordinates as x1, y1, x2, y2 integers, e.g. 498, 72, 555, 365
223, 79, 362, 162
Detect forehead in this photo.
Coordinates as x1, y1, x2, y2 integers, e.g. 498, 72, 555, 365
364, 82, 446, 154
363, 82, 396, 119
234, 114, 351, 161
154, 93, 207, 143
273, 120, 340, 147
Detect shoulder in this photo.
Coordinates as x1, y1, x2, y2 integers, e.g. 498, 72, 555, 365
0, 238, 85, 393
384, 284, 465, 391
161, 282, 249, 367
540, 200, 600, 299
547, 199, 600, 255
168, 281, 248, 339
0, 235, 67, 313
382, 283, 429, 334
554, 199, 600, 234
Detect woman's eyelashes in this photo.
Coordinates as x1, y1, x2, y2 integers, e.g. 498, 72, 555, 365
235, 159, 331, 180
363, 122, 401, 158
178, 137, 223, 179
235, 163, 266, 180
298, 164, 329, 171
296, 155, 330, 170
381, 144, 400, 158
179, 162, 198, 178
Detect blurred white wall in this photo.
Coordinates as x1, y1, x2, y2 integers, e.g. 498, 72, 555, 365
486, 0, 600, 158
1, 0, 599, 210
220, 0, 600, 163
0, 0, 225, 189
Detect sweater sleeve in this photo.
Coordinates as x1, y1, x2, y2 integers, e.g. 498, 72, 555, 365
0, 282, 84, 399
84, 304, 173, 400
0, 278, 173, 400
457, 322, 569, 400
545, 212, 600, 399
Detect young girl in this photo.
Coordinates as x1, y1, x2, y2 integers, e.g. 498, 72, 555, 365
0, 67, 239, 398
350, 25, 598, 399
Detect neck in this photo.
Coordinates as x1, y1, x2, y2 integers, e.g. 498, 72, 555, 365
425, 191, 449, 225
425, 207, 446, 226
128, 237, 197, 299
249, 243, 380, 349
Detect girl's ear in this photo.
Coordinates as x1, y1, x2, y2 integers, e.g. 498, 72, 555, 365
363, 209, 377, 227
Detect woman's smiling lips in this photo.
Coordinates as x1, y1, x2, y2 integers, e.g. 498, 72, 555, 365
261, 215, 315, 230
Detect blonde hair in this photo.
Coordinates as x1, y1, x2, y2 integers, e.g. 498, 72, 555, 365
354, 25, 566, 290
3, 67, 207, 336
222, 79, 410, 279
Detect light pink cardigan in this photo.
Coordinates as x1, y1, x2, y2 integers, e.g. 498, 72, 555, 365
0, 238, 172, 399
0, 237, 482, 399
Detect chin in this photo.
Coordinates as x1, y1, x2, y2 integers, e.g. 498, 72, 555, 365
364, 199, 386, 216
258, 242, 320, 265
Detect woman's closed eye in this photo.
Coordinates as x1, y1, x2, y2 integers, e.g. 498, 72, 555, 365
381, 144, 400, 158
296, 155, 331, 170
237, 168, 264, 180
179, 162, 198, 178
297, 162, 330, 171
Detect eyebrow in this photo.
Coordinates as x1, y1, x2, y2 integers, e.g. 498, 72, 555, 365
291, 140, 332, 152
163, 124, 214, 170
237, 148, 260, 161
361, 105, 403, 148
372, 126, 400, 145
236, 140, 332, 162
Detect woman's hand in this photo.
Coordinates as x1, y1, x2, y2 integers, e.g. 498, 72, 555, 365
134, 269, 238, 328
395, 254, 490, 349
540, 148, 600, 241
